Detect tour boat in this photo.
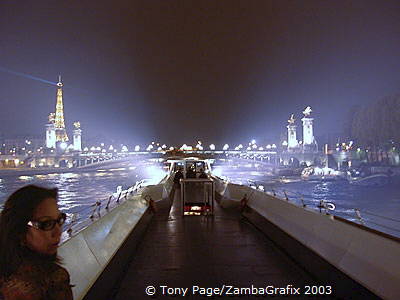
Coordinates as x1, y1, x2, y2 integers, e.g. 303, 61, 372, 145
348, 173, 390, 187
301, 166, 346, 181
56, 156, 399, 300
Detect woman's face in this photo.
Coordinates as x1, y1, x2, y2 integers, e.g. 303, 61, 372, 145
25, 198, 62, 255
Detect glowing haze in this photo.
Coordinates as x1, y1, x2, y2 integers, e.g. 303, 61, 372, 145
0, 1, 399, 146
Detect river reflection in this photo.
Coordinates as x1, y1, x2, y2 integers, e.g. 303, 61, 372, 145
214, 160, 400, 237
1, 158, 399, 238
0, 159, 166, 216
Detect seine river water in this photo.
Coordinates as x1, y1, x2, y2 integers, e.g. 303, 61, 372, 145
1, 157, 399, 238
215, 160, 400, 238
0, 158, 167, 223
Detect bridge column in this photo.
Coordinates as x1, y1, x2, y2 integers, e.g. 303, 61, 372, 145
287, 114, 298, 151
301, 106, 316, 152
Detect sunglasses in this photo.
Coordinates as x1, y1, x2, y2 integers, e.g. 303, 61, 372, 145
27, 213, 67, 231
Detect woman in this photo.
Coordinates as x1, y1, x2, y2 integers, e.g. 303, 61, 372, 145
0, 185, 73, 300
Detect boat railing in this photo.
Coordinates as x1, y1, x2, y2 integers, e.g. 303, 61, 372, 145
245, 181, 400, 237
61, 180, 146, 241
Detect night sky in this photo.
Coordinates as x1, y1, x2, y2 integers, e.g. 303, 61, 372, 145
1, 0, 399, 146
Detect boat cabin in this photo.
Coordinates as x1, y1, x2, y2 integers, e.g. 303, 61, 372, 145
168, 158, 214, 215
168, 157, 212, 179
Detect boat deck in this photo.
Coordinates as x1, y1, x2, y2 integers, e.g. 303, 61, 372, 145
113, 188, 331, 299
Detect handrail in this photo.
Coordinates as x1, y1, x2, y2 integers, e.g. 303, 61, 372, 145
63, 180, 145, 238
360, 210, 400, 223
245, 181, 400, 236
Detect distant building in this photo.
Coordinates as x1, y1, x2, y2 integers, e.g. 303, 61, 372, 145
0, 133, 4, 155
54, 76, 69, 142
46, 113, 56, 149
287, 114, 299, 151
73, 122, 82, 152
4, 136, 44, 155
45, 76, 83, 153
315, 132, 342, 149
301, 106, 317, 152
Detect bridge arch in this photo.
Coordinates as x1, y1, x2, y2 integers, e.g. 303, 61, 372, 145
59, 159, 68, 168
288, 157, 300, 167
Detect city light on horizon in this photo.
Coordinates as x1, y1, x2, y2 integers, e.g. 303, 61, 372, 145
1, 2, 400, 146
0, 1, 399, 172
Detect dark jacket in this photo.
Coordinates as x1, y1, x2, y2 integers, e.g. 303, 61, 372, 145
0, 260, 73, 300
186, 169, 196, 178
199, 172, 208, 178
173, 170, 184, 184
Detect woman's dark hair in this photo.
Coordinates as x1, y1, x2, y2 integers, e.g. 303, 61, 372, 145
0, 185, 59, 278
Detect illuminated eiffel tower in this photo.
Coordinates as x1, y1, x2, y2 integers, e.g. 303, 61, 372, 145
54, 75, 69, 142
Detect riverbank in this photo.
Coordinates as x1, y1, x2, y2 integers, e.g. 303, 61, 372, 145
0, 157, 133, 177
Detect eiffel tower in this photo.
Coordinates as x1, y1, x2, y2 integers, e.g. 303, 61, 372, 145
54, 75, 69, 142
